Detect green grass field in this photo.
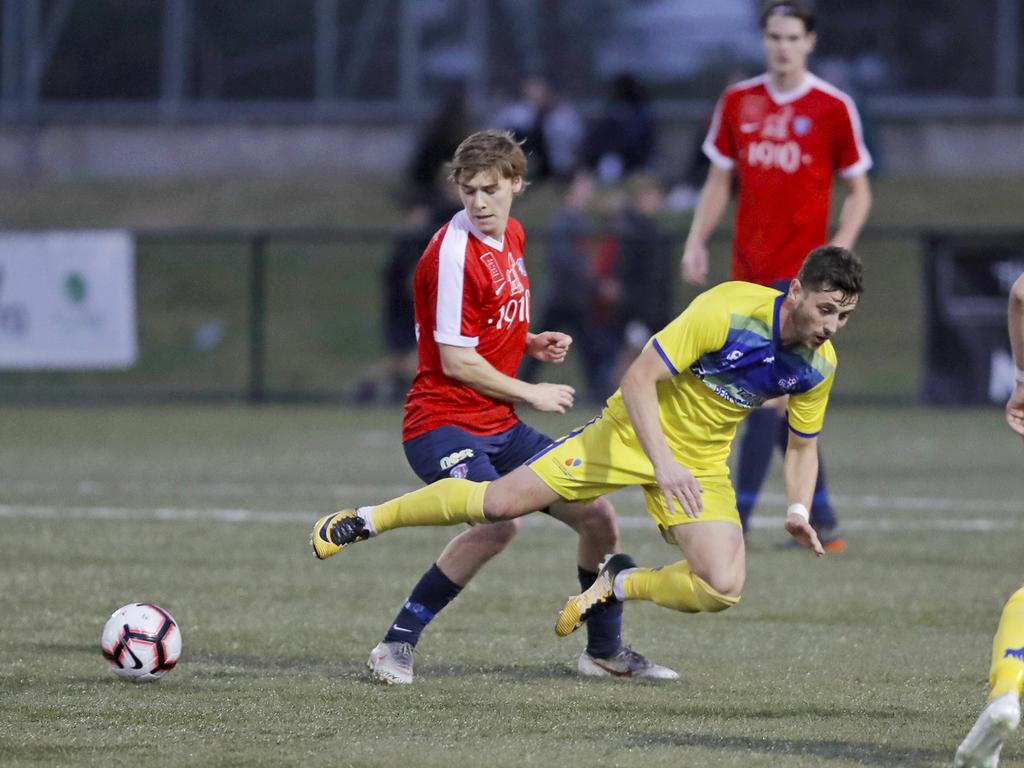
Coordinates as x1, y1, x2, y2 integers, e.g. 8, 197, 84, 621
1, 404, 1022, 767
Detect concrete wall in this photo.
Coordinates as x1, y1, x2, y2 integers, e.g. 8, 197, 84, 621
0, 119, 1022, 181
0, 123, 415, 180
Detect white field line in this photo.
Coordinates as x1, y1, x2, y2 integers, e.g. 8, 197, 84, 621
0, 503, 1021, 533
0, 479, 1021, 514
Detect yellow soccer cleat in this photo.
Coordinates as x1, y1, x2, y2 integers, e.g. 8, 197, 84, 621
310, 508, 370, 560
555, 553, 636, 637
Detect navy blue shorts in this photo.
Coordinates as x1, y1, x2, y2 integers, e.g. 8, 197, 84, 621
403, 421, 553, 484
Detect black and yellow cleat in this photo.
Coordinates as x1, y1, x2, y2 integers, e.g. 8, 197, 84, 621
555, 553, 636, 637
310, 508, 370, 560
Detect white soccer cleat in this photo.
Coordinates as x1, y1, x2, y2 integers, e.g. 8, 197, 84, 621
954, 692, 1021, 768
367, 641, 415, 685
577, 645, 679, 681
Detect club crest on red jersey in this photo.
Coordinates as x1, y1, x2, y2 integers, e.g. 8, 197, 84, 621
504, 253, 525, 297
793, 115, 812, 136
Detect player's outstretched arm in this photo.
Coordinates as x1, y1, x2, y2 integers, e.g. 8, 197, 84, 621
1008, 274, 1024, 438
439, 344, 575, 413
525, 331, 572, 364
681, 165, 732, 286
620, 345, 703, 518
782, 430, 824, 556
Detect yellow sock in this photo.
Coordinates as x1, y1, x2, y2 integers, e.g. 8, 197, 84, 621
989, 585, 1024, 700
368, 478, 489, 533
622, 559, 739, 613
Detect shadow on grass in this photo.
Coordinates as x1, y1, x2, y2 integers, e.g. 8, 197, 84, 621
634, 732, 948, 767
33, 643, 584, 684
422, 662, 578, 681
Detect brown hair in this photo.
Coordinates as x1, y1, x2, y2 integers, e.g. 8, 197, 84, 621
797, 246, 863, 300
759, 1, 816, 33
447, 130, 528, 188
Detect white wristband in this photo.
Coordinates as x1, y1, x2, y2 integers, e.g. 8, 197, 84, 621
786, 503, 810, 523
1016, 368, 1024, 384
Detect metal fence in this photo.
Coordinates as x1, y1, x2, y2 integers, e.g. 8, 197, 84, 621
0, 224, 943, 405
1, 0, 1022, 123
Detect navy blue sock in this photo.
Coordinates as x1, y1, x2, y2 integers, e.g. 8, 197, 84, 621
383, 563, 462, 647
735, 407, 781, 531
579, 566, 622, 658
774, 420, 837, 529
809, 459, 836, 528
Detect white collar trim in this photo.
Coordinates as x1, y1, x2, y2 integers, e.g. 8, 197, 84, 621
765, 72, 814, 105
454, 209, 505, 250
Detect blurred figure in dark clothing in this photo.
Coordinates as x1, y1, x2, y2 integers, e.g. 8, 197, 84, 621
407, 89, 471, 203
352, 190, 462, 404
583, 74, 656, 184
667, 69, 749, 213
495, 76, 584, 183
612, 173, 673, 377
521, 171, 610, 402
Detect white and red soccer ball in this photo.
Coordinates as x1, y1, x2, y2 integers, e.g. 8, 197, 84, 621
101, 603, 182, 682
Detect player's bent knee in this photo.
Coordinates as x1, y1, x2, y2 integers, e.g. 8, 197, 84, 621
480, 518, 520, 548
690, 574, 741, 613
482, 493, 521, 522
575, 498, 618, 544
690, 568, 744, 602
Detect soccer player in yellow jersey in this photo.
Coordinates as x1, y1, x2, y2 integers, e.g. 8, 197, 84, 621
312, 246, 860, 634
954, 272, 1024, 768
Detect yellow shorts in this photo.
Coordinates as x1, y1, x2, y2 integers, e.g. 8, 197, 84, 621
526, 412, 741, 538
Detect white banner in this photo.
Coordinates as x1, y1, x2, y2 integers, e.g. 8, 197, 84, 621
0, 231, 137, 369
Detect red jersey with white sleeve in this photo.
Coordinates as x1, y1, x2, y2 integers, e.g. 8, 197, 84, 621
703, 73, 872, 285
403, 209, 532, 442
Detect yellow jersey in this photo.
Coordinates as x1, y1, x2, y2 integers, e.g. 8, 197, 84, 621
603, 281, 836, 473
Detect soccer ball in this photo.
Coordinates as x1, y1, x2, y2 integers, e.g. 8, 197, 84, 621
100, 603, 182, 682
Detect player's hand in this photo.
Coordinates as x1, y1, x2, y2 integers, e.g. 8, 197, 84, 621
654, 460, 703, 518
527, 331, 572, 364
527, 382, 575, 413
784, 514, 825, 557
681, 243, 709, 286
1007, 385, 1024, 439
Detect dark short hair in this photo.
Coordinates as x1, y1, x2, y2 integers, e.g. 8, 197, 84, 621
797, 246, 863, 300
447, 130, 528, 186
759, 1, 816, 33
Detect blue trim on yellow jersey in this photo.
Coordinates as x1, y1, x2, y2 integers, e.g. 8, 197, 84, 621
527, 416, 600, 465
689, 292, 829, 410
652, 338, 680, 375
772, 293, 784, 350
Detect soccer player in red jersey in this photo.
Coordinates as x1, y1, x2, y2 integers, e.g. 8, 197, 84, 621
353, 130, 675, 684
680, 0, 873, 548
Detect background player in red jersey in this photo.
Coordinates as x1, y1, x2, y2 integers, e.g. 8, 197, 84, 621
680, 0, 873, 548
365, 130, 675, 684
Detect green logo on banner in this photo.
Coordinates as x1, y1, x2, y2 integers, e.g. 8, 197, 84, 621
65, 273, 87, 304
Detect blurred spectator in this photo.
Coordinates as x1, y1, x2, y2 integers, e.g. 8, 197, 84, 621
581, 188, 629, 403
351, 190, 461, 404
521, 171, 595, 382
494, 76, 584, 181
667, 69, 749, 213
583, 73, 656, 184
611, 173, 674, 377
543, 86, 585, 180
521, 170, 612, 403
407, 89, 471, 203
